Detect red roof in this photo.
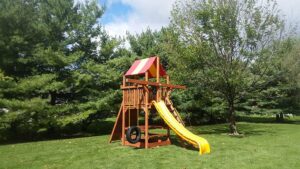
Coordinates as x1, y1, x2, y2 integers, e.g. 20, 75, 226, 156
125, 56, 166, 78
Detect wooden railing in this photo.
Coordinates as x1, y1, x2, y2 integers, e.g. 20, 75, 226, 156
123, 87, 144, 107
122, 86, 170, 108
121, 77, 185, 109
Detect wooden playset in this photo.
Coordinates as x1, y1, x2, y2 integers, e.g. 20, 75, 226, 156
109, 56, 210, 154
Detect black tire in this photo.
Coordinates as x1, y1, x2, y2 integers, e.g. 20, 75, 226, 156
126, 126, 141, 144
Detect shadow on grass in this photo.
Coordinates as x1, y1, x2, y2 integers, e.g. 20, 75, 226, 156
0, 120, 115, 146
168, 121, 281, 153
1, 115, 299, 146
237, 116, 300, 124
187, 122, 275, 137
169, 135, 199, 152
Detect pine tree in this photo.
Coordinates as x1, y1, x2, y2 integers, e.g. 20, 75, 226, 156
0, 0, 130, 139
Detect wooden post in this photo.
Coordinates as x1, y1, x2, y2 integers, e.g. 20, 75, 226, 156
166, 75, 170, 102
122, 75, 126, 145
156, 57, 160, 101
167, 127, 170, 138
165, 75, 171, 141
134, 86, 136, 107
145, 72, 149, 149
133, 76, 137, 107
166, 75, 169, 84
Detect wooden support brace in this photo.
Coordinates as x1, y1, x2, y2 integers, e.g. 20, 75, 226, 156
126, 78, 186, 89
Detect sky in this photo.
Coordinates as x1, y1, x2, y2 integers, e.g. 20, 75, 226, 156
98, 0, 300, 37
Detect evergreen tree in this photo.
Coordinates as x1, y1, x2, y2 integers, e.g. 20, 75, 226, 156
0, 0, 131, 139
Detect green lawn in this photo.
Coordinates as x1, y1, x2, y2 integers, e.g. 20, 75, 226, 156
0, 121, 299, 169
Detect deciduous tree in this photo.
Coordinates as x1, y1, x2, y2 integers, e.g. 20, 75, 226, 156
170, 0, 285, 134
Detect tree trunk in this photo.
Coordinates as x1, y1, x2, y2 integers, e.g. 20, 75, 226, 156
228, 101, 239, 135
50, 92, 56, 105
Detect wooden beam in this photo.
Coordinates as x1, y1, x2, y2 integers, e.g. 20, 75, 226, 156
145, 72, 149, 149
109, 101, 123, 143
120, 85, 143, 89
166, 75, 170, 84
122, 75, 126, 145
126, 78, 186, 89
156, 57, 160, 101
122, 103, 125, 145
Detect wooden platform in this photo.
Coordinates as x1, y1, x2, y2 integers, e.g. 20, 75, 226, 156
125, 125, 168, 130
124, 137, 171, 148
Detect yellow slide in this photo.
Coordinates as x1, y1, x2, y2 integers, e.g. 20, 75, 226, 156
153, 101, 210, 155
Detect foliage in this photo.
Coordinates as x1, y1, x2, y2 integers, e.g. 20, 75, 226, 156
0, 0, 299, 140
169, 0, 287, 134
127, 28, 179, 67
235, 39, 300, 116
0, 0, 132, 140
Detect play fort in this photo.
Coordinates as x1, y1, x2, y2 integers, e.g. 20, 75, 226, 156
109, 56, 210, 155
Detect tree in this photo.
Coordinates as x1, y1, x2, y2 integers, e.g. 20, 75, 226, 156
127, 28, 179, 67
170, 0, 285, 134
238, 38, 300, 117
0, 0, 130, 139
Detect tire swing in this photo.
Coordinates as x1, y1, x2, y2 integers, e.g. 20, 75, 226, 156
126, 126, 141, 144
126, 90, 141, 144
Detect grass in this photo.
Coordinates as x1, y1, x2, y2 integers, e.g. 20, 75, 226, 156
0, 120, 299, 169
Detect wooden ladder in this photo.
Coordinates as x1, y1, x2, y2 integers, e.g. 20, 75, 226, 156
165, 98, 185, 126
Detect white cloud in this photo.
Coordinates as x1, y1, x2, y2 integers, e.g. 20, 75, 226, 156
277, 0, 300, 34
277, 0, 300, 21
103, 0, 300, 37
103, 0, 176, 37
